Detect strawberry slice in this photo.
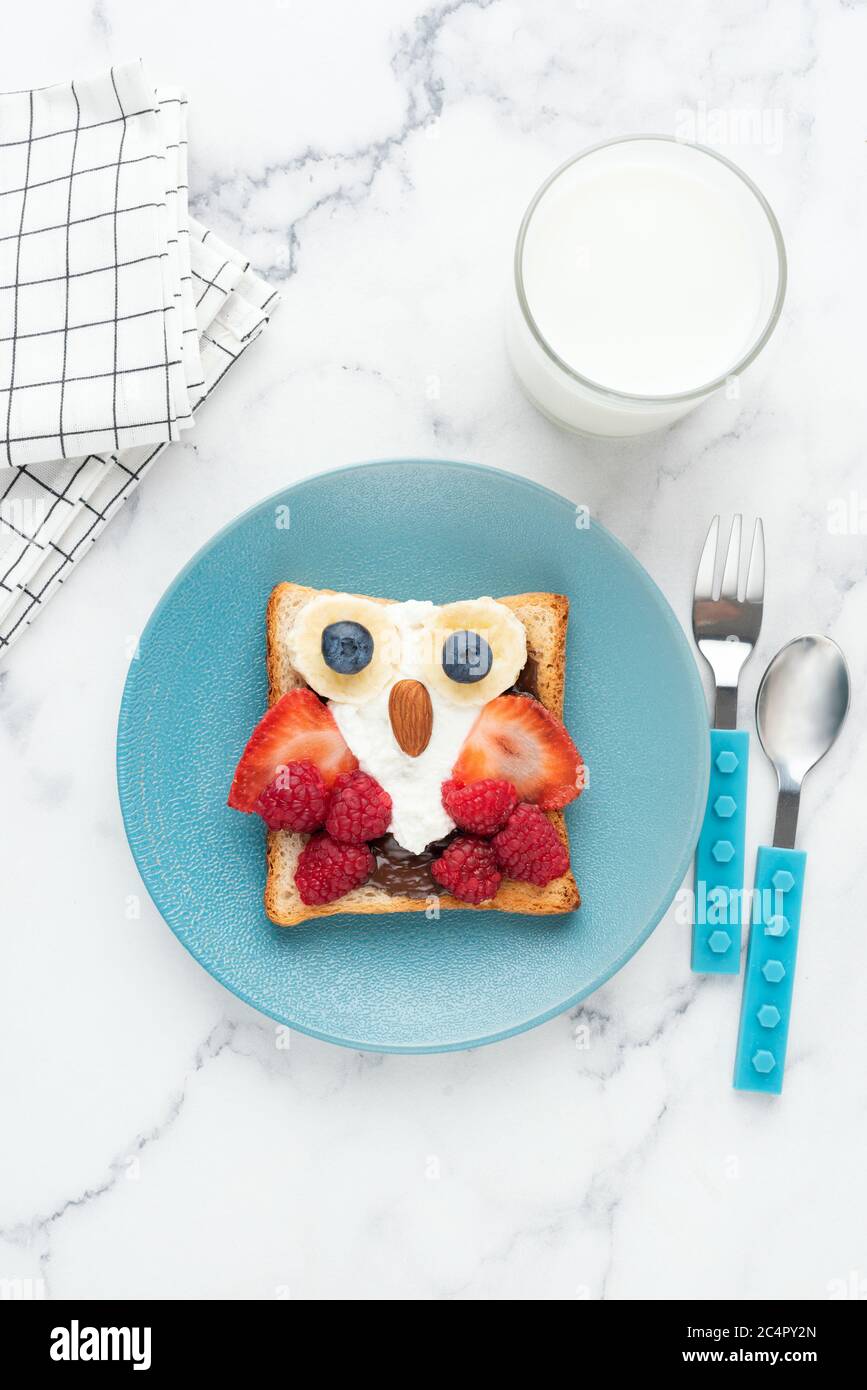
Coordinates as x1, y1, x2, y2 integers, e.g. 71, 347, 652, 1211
228, 689, 358, 813
452, 695, 583, 810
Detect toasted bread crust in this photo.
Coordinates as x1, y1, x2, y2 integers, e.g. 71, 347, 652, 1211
263, 583, 580, 925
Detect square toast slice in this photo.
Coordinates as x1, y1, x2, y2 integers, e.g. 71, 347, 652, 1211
264, 583, 581, 925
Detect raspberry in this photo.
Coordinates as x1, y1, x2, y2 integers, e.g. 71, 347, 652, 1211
431, 836, 502, 904
325, 770, 392, 843
254, 760, 328, 831
294, 833, 374, 904
441, 777, 517, 835
492, 804, 569, 886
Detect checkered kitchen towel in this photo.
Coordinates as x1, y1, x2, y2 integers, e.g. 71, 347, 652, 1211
0, 62, 278, 654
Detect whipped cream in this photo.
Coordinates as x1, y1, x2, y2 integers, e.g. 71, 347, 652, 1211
330, 601, 478, 854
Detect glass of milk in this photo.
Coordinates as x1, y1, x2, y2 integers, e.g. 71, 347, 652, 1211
507, 136, 786, 437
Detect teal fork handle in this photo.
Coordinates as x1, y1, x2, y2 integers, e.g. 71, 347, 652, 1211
733, 845, 807, 1094
692, 728, 749, 974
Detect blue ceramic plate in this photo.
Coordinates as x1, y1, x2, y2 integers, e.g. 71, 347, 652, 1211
117, 460, 708, 1052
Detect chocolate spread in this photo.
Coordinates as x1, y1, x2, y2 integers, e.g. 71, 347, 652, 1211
369, 833, 456, 897
511, 655, 539, 698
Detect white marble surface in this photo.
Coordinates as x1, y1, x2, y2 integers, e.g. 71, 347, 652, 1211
1, 0, 866, 1302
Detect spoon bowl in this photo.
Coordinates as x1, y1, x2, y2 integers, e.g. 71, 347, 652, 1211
756, 635, 850, 847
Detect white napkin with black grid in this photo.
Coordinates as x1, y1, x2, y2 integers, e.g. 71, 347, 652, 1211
0, 61, 278, 654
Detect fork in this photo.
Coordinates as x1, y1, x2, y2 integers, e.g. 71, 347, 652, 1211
691, 515, 765, 974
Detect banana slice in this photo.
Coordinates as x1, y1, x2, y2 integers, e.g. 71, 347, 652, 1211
420, 598, 527, 706
289, 594, 400, 703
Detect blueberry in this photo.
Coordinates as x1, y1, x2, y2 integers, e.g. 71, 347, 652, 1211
321, 621, 374, 674
442, 629, 492, 684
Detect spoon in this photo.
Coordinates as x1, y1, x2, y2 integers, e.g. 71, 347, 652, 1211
734, 636, 850, 1094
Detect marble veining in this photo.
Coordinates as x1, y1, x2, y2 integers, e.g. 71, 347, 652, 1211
1, 0, 866, 1301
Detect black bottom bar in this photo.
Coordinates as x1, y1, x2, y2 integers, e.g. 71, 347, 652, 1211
2, 1297, 862, 1373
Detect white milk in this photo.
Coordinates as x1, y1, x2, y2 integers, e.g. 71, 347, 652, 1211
507, 138, 785, 436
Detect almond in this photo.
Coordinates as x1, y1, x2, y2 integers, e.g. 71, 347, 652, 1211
388, 679, 433, 757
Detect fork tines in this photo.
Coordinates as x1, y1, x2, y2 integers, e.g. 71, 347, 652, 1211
695, 515, 765, 607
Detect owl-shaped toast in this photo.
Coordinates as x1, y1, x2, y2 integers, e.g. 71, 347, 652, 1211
228, 584, 584, 925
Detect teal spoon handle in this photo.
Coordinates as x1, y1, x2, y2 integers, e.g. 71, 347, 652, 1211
692, 728, 749, 974
733, 845, 807, 1094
